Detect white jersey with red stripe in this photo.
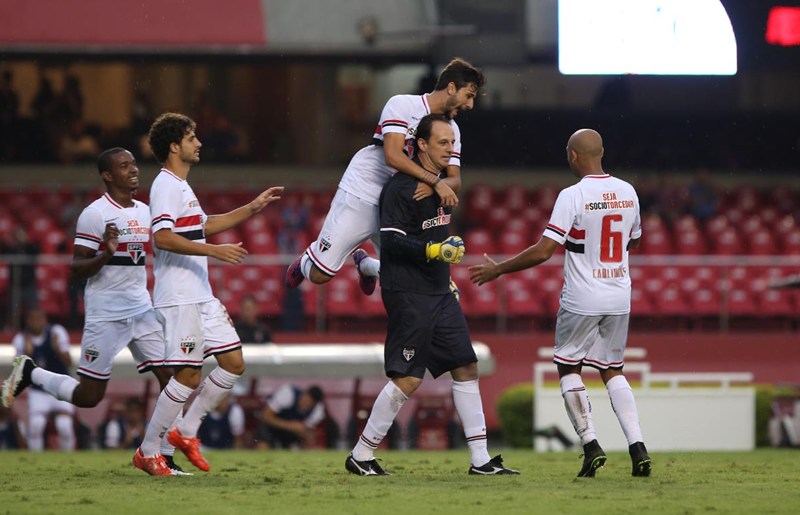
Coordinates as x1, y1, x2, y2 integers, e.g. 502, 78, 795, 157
337, 93, 462, 206
73, 194, 153, 321
543, 174, 642, 316
149, 169, 214, 308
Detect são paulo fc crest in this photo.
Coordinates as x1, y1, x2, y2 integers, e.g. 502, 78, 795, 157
319, 236, 332, 253
402, 346, 415, 362
84, 346, 99, 363
180, 336, 197, 354
127, 242, 144, 264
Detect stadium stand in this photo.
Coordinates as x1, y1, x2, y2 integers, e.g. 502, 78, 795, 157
1, 183, 799, 332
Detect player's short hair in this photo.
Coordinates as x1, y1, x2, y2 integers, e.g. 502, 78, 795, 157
307, 385, 324, 403
413, 113, 450, 154
148, 112, 196, 164
96, 147, 128, 174
434, 57, 485, 92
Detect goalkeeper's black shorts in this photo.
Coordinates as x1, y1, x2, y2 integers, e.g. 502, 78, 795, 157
381, 289, 477, 379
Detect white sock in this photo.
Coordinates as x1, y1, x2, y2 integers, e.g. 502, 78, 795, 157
359, 256, 380, 277
352, 381, 407, 461
300, 253, 313, 279
31, 368, 79, 403
160, 410, 182, 457
560, 373, 596, 445
606, 375, 643, 445
179, 367, 240, 438
55, 414, 75, 451
28, 413, 47, 451
452, 379, 491, 467
141, 378, 193, 457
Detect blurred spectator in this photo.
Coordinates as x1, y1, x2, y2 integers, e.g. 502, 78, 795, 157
234, 294, 273, 344
131, 89, 154, 136
279, 199, 310, 331
197, 392, 246, 449
1, 226, 40, 328
202, 115, 247, 162
0, 404, 26, 450
58, 119, 101, 164
0, 70, 20, 160
62, 191, 89, 326
687, 167, 718, 222
57, 74, 84, 122
100, 397, 146, 449
257, 384, 326, 449
594, 75, 632, 110
30, 76, 57, 121
11, 307, 75, 451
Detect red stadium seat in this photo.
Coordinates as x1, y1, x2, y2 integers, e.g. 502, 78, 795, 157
463, 229, 495, 258
782, 229, 800, 255
688, 288, 721, 317
498, 231, 530, 257
630, 287, 656, 316
727, 288, 758, 316
652, 287, 689, 316
486, 206, 510, 232
504, 277, 546, 317
758, 289, 794, 317
325, 269, 360, 316
639, 227, 673, 255
502, 185, 530, 213
299, 280, 320, 316
746, 230, 778, 255
247, 230, 278, 254
359, 283, 386, 317
464, 280, 499, 316
674, 229, 708, 254
711, 227, 743, 255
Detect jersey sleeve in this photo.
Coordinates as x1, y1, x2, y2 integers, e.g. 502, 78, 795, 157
11, 333, 24, 354
630, 190, 642, 240
267, 384, 294, 412
378, 95, 412, 137
449, 120, 462, 168
74, 206, 104, 250
52, 324, 71, 352
304, 403, 326, 429
543, 188, 575, 245
229, 403, 246, 437
150, 179, 182, 233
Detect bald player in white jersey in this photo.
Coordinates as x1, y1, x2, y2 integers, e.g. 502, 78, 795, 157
1, 148, 179, 470
286, 58, 485, 296
469, 128, 652, 479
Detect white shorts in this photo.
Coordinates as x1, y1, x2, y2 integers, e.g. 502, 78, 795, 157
553, 308, 630, 370
28, 388, 75, 417
306, 188, 380, 276
78, 309, 165, 380
156, 298, 241, 367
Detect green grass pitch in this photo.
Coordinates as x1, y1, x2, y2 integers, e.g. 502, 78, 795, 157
1, 449, 798, 514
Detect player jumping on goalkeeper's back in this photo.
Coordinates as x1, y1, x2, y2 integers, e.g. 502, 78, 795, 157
344, 113, 518, 476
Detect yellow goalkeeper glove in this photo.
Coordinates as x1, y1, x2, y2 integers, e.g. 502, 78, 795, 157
426, 236, 465, 264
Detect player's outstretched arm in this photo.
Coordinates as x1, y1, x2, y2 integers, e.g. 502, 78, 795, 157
205, 186, 284, 236
153, 228, 248, 264
469, 237, 559, 285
